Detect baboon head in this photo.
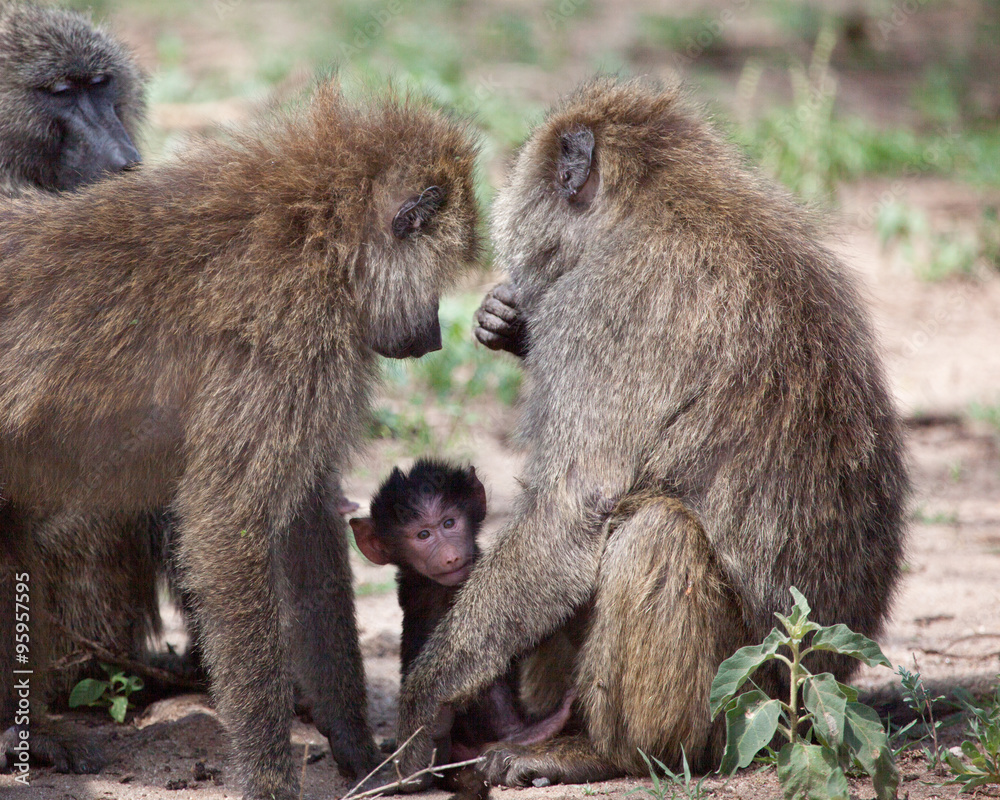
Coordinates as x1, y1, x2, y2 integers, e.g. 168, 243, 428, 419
490, 78, 714, 313
0, 1, 146, 191
326, 92, 481, 359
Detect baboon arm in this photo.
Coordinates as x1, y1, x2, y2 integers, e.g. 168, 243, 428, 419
395, 475, 619, 779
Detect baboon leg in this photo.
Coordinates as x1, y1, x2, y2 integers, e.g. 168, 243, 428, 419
282, 476, 380, 779
178, 509, 295, 800
34, 511, 162, 702
0, 505, 105, 774
482, 498, 742, 786
580, 498, 740, 773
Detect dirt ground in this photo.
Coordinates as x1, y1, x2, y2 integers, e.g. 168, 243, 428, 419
3, 178, 998, 800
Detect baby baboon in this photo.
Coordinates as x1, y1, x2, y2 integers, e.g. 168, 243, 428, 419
397, 77, 908, 787
0, 1, 144, 195
351, 459, 574, 764
0, 84, 480, 799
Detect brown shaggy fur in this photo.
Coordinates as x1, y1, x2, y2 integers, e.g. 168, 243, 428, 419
0, 83, 480, 799
398, 77, 907, 786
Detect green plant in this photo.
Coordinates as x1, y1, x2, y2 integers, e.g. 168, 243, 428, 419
69, 663, 144, 723
875, 202, 980, 281
710, 587, 898, 800
628, 747, 711, 800
896, 661, 946, 768
946, 680, 1000, 792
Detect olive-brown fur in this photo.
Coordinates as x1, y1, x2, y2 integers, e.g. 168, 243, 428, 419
397, 77, 907, 786
0, 83, 480, 799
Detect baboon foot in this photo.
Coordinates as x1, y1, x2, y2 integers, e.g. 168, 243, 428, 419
479, 736, 621, 786
0, 724, 105, 774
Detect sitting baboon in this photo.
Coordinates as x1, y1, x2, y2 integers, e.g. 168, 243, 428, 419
0, 83, 480, 799
396, 77, 908, 787
0, 0, 144, 195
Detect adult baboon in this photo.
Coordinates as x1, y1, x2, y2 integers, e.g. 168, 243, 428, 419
0, 83, 480, 799
0, 0, 144, 195
397, 77, 908, 787
0, 1, 162, 776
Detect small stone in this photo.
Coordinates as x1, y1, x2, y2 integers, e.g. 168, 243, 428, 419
532, 777, 552, 788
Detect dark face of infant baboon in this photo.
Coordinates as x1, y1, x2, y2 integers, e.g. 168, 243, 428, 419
352, 459, 487, 587
0, 1, 144, 194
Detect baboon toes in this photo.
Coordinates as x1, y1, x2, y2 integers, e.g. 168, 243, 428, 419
478, 743, 553, 787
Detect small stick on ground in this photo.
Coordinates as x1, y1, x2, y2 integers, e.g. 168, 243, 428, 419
50, 621, 203, 690
342, 727, 480, 800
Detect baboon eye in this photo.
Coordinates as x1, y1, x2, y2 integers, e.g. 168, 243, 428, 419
48, 80, 72, 95
417, 530, 431, 540
89, 74, 108, 86
443, 518, 455, 529
392, 185, 447, 240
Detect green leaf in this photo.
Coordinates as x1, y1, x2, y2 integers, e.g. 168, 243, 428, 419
960, 739, 984, 765
837, 682, 859, 702
777, 742, 849, 800
710, 628, 786, 716
719, 690, 783, 774
69, 678, 108, 708
803, 673, 847, 750
809, 624, 891, 668
844, 701, 899, 800
109, 695, 129, 723
787, 587, 814, 627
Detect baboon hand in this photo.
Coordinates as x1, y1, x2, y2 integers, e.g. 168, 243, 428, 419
393, 697, 454, 790
474, 282, 529, 358
479, 742, 561, 787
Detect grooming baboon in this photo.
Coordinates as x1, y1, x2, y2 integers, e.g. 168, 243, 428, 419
351, 459, 575, 764
0, 0, 144, 195
0, 84, 480, 799
397, 77, 908, 787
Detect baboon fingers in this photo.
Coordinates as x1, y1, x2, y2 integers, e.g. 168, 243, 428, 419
478, 738, 619, 787
0, 724, 106, 775
492, 282, 519, 305
480, 295, 520, 323
473, 324, 509, 351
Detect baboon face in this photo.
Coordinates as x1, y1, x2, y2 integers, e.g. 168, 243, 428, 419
0, 2, 145, 191
358, 127, 480, 360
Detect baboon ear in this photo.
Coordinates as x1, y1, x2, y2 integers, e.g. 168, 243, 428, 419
469, 467, 488, 517
350, 518, 392, 566
391, 185, 447, 239
555, 126, 598, 206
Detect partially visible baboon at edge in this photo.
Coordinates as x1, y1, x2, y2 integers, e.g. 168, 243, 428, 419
0, 0, 193, 750
0, 83, 480, 799
0, 0, 144, 196
397, 77, 908, 787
